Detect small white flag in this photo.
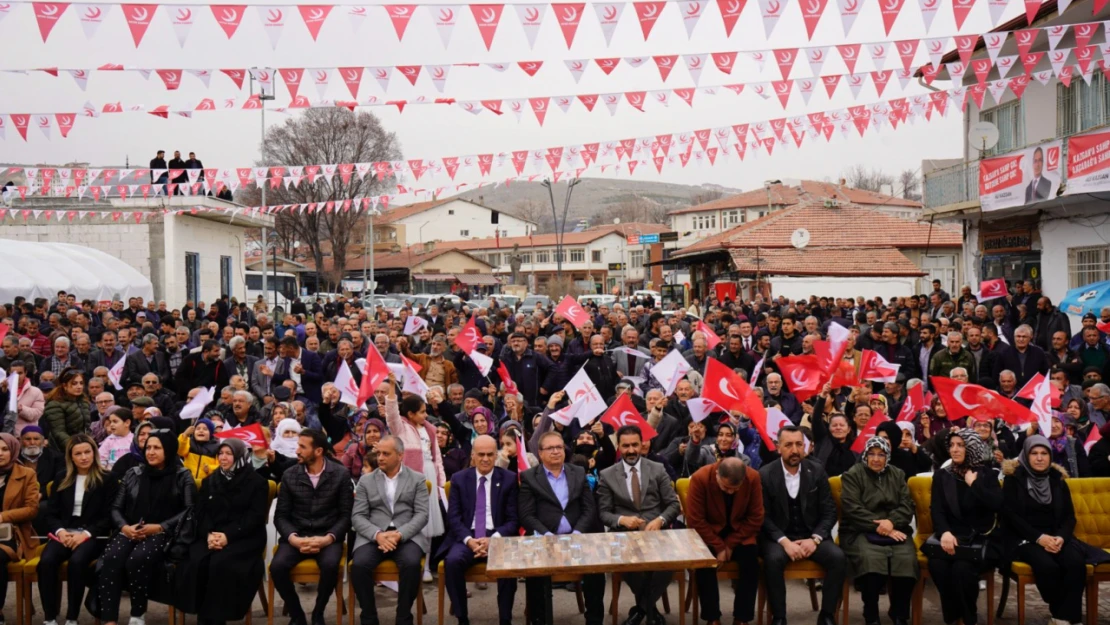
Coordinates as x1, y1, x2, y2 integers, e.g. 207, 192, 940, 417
180, 386, 215, 420
107, 356, 125, 390
335, 360, 361, 407
403, 315, 428, 335
688, 397, 723, 423
650, 349, 692, 396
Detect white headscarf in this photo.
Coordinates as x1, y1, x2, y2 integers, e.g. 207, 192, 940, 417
272, 419, 303, 458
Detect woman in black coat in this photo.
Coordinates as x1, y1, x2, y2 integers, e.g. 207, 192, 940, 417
810, 396, 857, 477
97, 428, 196, 625
38, 434, 112, 625
928, 429, 1003, 625
175, 438, 268, 625
1001, 435, 1085, 625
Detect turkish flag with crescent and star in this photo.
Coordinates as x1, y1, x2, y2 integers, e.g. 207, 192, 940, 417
454, 316, 483, 354
554, 295, 591, 329
600, 393, 658, 441
930, 376, 1035, 425
216, 423, 268, 448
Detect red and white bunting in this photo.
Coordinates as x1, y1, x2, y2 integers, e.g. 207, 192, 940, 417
514, 3, 545, 47
210, 4, 246, 38
951, 0, 976, 29
633, 1, 665, 40
257, 5, 287, 48
166, 5, 194, 46
756, 0, 783, 37
430, 5, 458, 46
297, 4, 331, 40
799, 0, 828, 39
716, 0, 744, 36
470, 3, 504, 50
593, 1, 623, 45
836, 0, 860, 36
878, 0, 905, 35
917, 0, 938, 31
77, 2, 109, 37
552, 2, 584, 46
679, 0, 704, 38
384, 4, 415, 40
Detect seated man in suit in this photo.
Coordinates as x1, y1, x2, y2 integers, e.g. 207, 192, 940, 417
686, 456, 765, 625
350, 435, 429, 625
597, 425, 682, 625
271, 429, 354, 625
519, 430, 606, 625
758, 426, 845, 625
441, 435, 519, 625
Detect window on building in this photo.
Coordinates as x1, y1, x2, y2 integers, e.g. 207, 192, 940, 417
1068, 245, 1110, 288
554, 250, 566, 263
220, 256, 233, 298
185, 252, 200, 303
501, 230, 508, 237
920, 254, 957, 296
460, 229, 469, 236
570, 249, 585, 263
591, 250, 602, 262
448, 209, 455, 215
1057, 72, 1110, 137
980, 99, 1024, 156
535, 251, 549, 263
723, 210, 742, 227
487, 253, 500, 267
520, 252, 532, 264
629, 250, 645, 269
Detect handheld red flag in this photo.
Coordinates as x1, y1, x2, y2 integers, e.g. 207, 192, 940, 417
600, 393, 658, 441
696, 320, 721, 349
356, 344, 390, 407
896, 382, 926, 422
216, 423, 268, 448
454, 316, 483, 354
775, 354, 824, 401
497, 360, 518, 395
851, 412, 892, 453
554, 295, 591, 329
858, 349, 901, 383
1016, 372, 1061, 407
930, 376, 1035, 426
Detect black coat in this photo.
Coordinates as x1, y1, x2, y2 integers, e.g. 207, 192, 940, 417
273, 458, 353, 541
997, 345, 1050, 388
518, 462, 598, 535
122, 350, 171, 388
1001, 463, 1075, 553
45, 475, 114, 539
758, 458, 838, 543
111, 465, 196, 531
931, 467, 1003, 550
174, 470, 269, 619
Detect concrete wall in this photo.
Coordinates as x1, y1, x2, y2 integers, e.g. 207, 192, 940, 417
411, 251, 492, 274
0, 218, 156, 289
1038, 201, 1110, 319
163, 214, 250, 306
770, 276, 920, 301
394, 200, 535, 246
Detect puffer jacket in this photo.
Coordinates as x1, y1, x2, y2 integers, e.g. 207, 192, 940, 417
42, 398, 91, 451
111, 464, 197, 532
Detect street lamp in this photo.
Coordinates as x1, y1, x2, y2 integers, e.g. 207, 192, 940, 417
362, 209, 380, 307
541, 177, 581, 281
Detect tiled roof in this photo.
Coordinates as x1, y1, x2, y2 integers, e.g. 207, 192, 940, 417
669, 179, 921, 215
297, 247, 490, 272
730, 247, 927, 277
373, 197, 458, 224
673, 201, 960, 258
422, 222, 671, 251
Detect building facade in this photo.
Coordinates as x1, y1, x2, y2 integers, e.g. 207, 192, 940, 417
921, 0, 1110, 319
372, 197, 538, 247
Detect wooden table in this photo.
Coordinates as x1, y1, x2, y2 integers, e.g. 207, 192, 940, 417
486, 529, 717, 624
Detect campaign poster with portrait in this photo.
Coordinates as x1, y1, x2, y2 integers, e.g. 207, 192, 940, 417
1065, 129, 1110, 195
978, 140, 1062, 212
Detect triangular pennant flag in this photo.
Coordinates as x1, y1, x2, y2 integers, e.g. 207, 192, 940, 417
757, 0, 784, 37
384, 4, 416, 40
1075, 21, 1098, 49
68, 69, 89, 91
339, 66, 363, 98
593, 1, 624, 45
952, 0, 976, 28
32, 2, 70, 41
257, 6, 287, 48
429, 5, 458, 46
954, 34, 978, 65
345, 5, 368, 33
552, 2, 584, 47
121, 3, 157, 46
838, 44, 861, 73
77, 3, 110, 38
1023, 0, 1040, 23
895, 39, 919, 71
156, 69, 182, 90
1046, 24, 1068, 50
679, 0, 704, 38
167, 5, 195, 46
653, 55, 677, 80
774, 48, 797, 79
685, 53, 707, 83
596, 57, 620, 75
995, 54, 1017, 78
515, 3, 546, 47
878, 0, 905, 35
716, 0, 746, 35
469, 4, 504, 50
632, 1, 665, 39
396, 65, 420, 86
836, 0, 860, 36
210, 4, 246, 38
426, 65, 450, 92
917, 0, 939, 30
297, 4, 332, 41
869, 42, 889, 71
713, 51, 738, 74
280, 67, 303, 99
799, 0, 828, 39
565, 59, 587, 82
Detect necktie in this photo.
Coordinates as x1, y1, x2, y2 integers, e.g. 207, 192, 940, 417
630, 467, 641, 510
628, 353, 635, 373
744, 337, 751, 351
475, 475, 488, 538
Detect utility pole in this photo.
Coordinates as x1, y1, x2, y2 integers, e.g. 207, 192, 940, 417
541, 178, 582, 282
252, 68, 276, 309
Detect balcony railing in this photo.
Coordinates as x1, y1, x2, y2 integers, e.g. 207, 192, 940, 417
923, 160, 980, 209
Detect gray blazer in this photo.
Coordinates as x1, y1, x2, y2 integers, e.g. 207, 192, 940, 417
610, 346, 651, 378
351, 465, 430, 553
596, 457, 681, 531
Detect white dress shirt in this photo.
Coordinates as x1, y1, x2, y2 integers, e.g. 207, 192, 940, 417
383, 471, 400, 512
466, 468, 499, 544
782, 460, 801, 499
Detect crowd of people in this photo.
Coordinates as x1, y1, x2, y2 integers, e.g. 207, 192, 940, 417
0, 281, 1107, 625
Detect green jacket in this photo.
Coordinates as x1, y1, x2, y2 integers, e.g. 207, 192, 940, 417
42, 398, 90, 451
839, 462, 920, 579
929, 347, 978, 382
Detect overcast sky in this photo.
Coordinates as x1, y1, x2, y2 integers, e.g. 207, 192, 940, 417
0, 0, 1016, 191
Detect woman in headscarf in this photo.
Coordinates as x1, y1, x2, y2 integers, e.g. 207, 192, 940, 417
107, 421, 154, 493
876, 421, 931, 481
928, 429, 1003, 625
1045, 412, 1090, 478
342, 418, 385, 480
383, 372, 445, 582
839, 436, 918, 625
0, 432, 40, 617
1002, 435, 1086, 625
98, 427, 196, 625
38, 434, 110, 625
177, 414, 221, 481
442, 404, 495, 457
175, 438, 268, 625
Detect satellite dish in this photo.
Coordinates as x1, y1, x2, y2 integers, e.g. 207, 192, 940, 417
613, 217, 621, 225
968, 121, 999, 153
791, 228, 811, 249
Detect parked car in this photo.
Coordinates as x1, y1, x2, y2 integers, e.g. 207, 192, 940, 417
520, 295, 552, 310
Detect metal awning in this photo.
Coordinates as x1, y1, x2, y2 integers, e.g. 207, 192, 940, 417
456, 273, 501, 285
412, 273, 457, 281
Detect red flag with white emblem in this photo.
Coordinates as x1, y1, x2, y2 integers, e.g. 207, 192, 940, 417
896, 382, 925, 422
775, 354, 824, 401
356, 344, 390, 408
703, 358, 767, 423
695, 320, 720, 349
632, 1, 665, 39
858, 349, 900, 383
554, 295, 590, 329
216, 423, 269, 448
121, 4, 156, 46
600, 394, 658, 441
470, 3, 504, 50
977, 278, 1007, 301
851, 412, 892, 453
454, 316, 484, 355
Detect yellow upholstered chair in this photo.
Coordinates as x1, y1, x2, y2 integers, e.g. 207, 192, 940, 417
827, 476, 850, 625
1066, 478, 1110, 625
906, 475, 995, 625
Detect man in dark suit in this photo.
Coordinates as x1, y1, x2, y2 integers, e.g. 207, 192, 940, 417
272, 335, 324, 404
122, 333, 170, 387
597, 425, 682, 625
1025, 146, 1053, 203
758, 426, 846, 625
997, 324, 1050, 388
85, 330, 124, 379
271, 429, 354, 625
174, 339, 227, 397
440, 435, 518, 625
349, 436, 429, 625
519, 431, 605, 625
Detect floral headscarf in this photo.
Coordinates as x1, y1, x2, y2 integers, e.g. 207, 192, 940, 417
861, 435, 891, 473
945, 428, 990, 478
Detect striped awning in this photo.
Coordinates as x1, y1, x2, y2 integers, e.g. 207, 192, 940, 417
455, 273, 501, 285
412, 273, 457, 281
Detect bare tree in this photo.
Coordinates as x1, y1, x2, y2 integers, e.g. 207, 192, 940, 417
239, 109, 401, 290
898, 168, 922, 201
510, 199, 549, 232
841, 164, 896, 194
689, 189, 725, 206
605, 195, 671, 225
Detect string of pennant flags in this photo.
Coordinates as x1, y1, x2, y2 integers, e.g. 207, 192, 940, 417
0, 0, 1070, 52
3, 45, 1107, 141
0, 84, 1006, 209
14, 20, 1109, 95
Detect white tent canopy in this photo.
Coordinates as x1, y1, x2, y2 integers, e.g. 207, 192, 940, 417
0, 239, 153, 303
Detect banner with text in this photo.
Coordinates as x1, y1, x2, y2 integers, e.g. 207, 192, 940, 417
1065, 129, 1110, 195
979, 139, 1061, 212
